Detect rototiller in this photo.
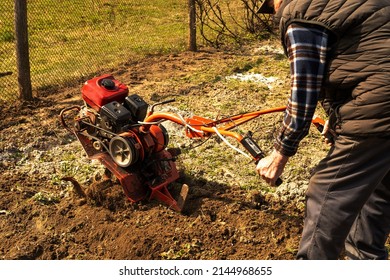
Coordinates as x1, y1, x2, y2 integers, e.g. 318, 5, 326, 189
59, 74, 327, 211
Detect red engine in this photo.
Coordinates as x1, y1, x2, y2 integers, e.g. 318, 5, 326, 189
61, 74, 185, 211
81, 74, 129, 112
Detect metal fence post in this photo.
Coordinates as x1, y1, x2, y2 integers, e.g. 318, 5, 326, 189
188, 0, 197, 51
14, 0, 33, 101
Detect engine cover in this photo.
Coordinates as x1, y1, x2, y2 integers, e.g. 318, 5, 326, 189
100, 101, 133, 132
125, 94, 148, 121
82, 74, 129, 111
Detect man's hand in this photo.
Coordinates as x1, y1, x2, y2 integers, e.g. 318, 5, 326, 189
256, 149, 289, 186
321, 120, 337, 146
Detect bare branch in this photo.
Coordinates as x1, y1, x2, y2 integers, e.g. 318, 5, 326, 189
195, 0, 274, 48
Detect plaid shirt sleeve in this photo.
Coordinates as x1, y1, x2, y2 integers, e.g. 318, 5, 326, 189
274, 23, 329, 157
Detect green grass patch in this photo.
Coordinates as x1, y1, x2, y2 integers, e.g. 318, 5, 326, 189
0, 0, 188, 101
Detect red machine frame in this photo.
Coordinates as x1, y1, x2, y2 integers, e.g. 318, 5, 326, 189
60, 103, 326, 211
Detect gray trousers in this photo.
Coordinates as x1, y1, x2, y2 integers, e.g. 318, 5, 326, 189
296, 135, 390, 259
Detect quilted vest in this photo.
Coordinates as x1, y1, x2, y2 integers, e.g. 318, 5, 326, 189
277, 0, 390, 137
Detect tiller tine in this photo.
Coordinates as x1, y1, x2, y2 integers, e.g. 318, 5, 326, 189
177, 184, 189, 211
74, 130, 187, 211
147, 150, 186, 211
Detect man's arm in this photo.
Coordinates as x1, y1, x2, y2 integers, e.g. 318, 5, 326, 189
256, 23, 329, 185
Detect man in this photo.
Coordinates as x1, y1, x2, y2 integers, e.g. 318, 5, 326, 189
256, 0, 390, 259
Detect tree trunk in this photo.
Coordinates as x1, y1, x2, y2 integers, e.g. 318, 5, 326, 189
14, 0, 33, 101
188, 0, 197, 51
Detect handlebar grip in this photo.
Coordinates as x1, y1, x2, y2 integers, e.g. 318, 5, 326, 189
240, 133, 283, 186
160, 98, 176, 105
275, 177, 283, 186
253, 159, 283, 186
149, 99, 176, 114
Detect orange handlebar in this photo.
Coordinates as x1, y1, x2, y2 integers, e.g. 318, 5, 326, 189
141, 106, 290, 142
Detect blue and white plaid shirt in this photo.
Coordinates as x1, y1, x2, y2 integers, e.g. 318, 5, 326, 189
274, 23, 330, 156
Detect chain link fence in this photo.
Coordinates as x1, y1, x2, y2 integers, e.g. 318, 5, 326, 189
1, 0, 189, 102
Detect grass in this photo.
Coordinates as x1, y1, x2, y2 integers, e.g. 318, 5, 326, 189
0, 0, 189, 101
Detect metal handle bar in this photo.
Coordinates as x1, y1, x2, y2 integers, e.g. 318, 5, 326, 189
142, 106, 289, 141
59, 105, 81, 133
142, 106, 327, 187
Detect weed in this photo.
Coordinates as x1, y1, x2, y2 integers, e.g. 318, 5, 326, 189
32, 191, 60, 205
160, 239, 202, 260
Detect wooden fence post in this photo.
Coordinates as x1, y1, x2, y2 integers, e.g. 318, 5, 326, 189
188, 0, 197, 51
14, 0, 33, 101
